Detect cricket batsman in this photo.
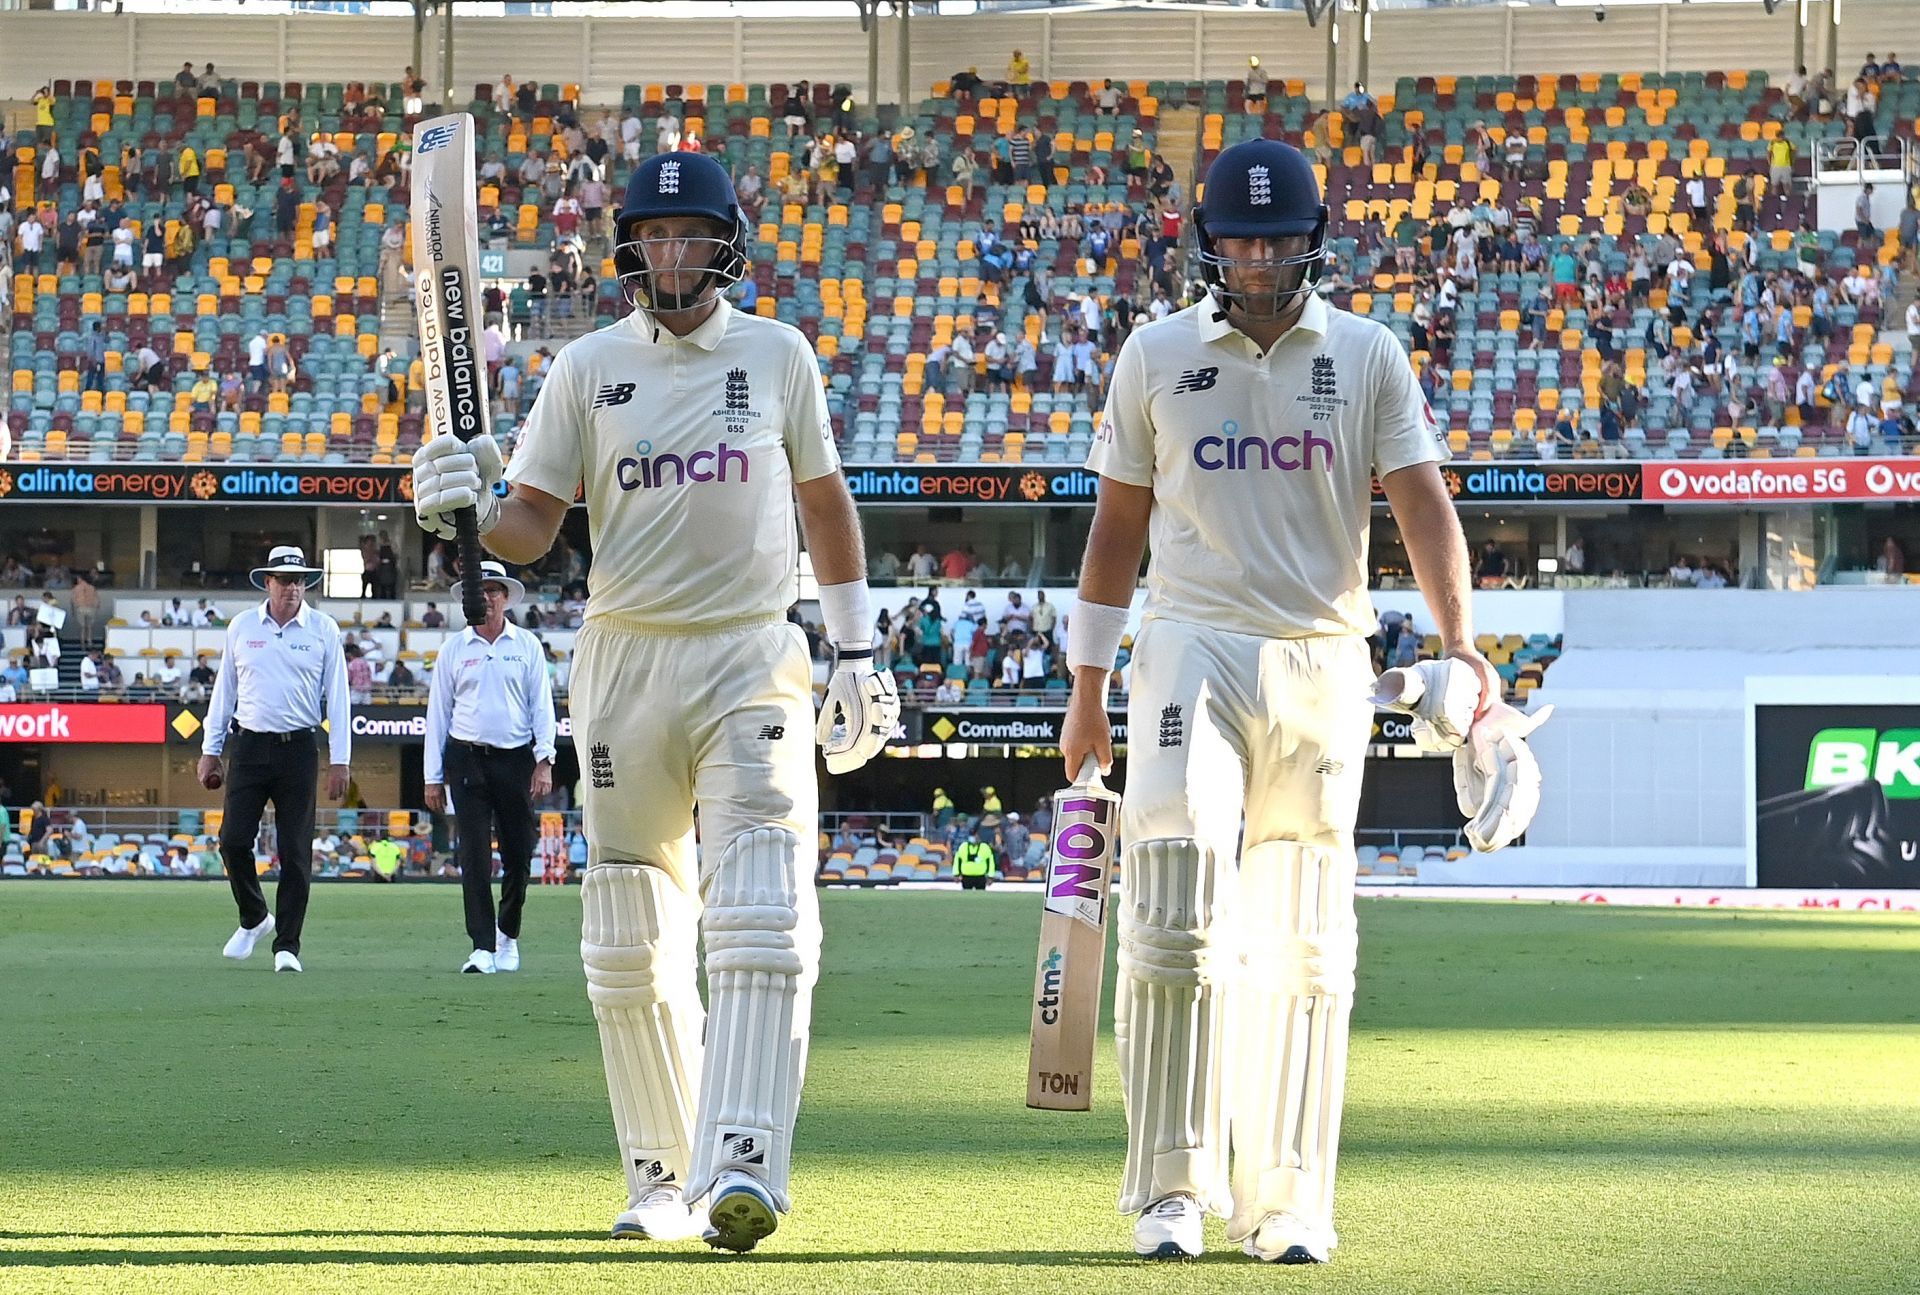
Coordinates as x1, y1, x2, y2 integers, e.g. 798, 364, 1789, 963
409, 151, 898, 1253
1059, 138, 1547, 1264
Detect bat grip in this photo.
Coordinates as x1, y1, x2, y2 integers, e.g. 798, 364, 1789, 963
1074, 753, 1102, 788
455, 504, 486, 625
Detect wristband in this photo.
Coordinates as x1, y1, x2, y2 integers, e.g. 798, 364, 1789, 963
1066, 598, 1130, 673
816, 578, 874, 650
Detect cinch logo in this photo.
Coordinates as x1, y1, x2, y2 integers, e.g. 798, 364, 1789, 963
1806, 728, 1920, 797
1194, 421, 1334, 472
1172, 366, 1219, 394
593, 383, 636, 409
1036, 947, 1063, 1025
617, 439, 750, 490
417, 123, 458, 153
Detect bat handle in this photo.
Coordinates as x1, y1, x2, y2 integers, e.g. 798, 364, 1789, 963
1074, 753, 1102, 789
455, 505, 487, 624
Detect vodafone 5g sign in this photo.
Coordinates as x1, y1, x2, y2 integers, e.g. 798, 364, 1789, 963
1645, 459, 1920, 504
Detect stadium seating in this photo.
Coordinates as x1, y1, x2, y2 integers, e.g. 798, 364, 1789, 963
16, 72, 1903, 469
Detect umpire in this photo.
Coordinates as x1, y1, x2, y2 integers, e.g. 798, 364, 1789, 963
198, 545, 352, 973
424, 561, 556, 974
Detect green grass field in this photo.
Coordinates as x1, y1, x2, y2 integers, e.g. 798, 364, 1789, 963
3, 883, 1917, 1295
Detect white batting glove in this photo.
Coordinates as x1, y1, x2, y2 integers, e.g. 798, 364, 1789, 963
411, 432, 503, 540
815, 646, 900, 775
1454, 701, 1554, 853
1370, 658, 1481, 752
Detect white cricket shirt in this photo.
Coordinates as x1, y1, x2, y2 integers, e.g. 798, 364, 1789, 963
1087, 290, 1448, 639
504, 297, 841, 628
201, 602, 352, 763
422, 621, 559, 784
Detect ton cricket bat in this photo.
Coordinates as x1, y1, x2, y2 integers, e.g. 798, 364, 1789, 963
1027, 755, 1119, 1111
411, 112, 492, 627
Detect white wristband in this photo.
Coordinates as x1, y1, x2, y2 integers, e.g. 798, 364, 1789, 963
1066, 598, 1130, 673
816, 578, 874, 650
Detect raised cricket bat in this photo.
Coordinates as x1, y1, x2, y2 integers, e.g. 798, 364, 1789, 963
411, 112, 492, 627
1027, 755, 1119, 1111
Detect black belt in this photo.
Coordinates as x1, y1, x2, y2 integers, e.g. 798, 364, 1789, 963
449, 738, 531, 757
233, 724, 318, 744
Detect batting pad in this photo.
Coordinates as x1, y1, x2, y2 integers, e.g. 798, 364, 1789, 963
581, 862, 705, 1210
685, 827, 821, 1211
1115, 838, 1232, 1217
1226, 839, 1358, 1247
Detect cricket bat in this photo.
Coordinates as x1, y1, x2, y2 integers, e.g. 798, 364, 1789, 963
411, 112, 492, 627
1027, 755, 1119, 1111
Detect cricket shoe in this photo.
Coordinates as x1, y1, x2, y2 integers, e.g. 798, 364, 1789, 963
1133, 1194, 1203, 1260
222, 914, 274, 960
273, 951, 303, 973
1242, 1211, 1335, 1265
703, 1170, 779, 1253
612, 1186, 704, 1242
461, 949, 496, 974
494, 931, 520, 972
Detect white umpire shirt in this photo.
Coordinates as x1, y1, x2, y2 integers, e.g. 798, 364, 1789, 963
1087, 289, 1449, 639
422, 621, 559, 785
201, 602, 352, 764
503, 296, 841, 628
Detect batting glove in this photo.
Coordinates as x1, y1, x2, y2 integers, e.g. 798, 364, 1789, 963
1454, 701, 1554, 853
815, 647, 900, 775
1369, 658, 1481, 752
412, 432, 503, 540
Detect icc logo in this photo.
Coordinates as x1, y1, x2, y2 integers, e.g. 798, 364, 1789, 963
418, 123, 458, 154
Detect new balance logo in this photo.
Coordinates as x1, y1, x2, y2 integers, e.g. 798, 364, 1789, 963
757, 725, 785, 740
719, 1131, 767, 1166
593, 383, 636, 409
417, 123, 458, 154
1172, 367, 1219, 395
1313, 757, 1345, 776
658, 160, 681, 194
633, 1158, 676, 1185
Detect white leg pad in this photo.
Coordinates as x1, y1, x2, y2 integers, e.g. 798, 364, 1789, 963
1115, 838, 1232, 1217
1226, 839, 1359, 1246
581, 861, 706, 1210
686, 827, 820, 1212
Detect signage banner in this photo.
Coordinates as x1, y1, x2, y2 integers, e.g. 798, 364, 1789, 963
1359, 883, 1920, 910
0, 464, 411, 505
162, 704, 575, 744
1753, 703, 1920, 888
0, 703, 169, 743
909, 708, 1417, 747
1642, 459, 1920, 505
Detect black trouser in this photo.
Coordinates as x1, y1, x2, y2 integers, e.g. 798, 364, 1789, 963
445, 739, 535, 951
960, 873, 989, 891
220, 726, 319, 954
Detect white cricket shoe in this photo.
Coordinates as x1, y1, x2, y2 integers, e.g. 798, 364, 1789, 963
494, 931, 520, 972
611, 1186, 703, 1242
461, 949, 496, 975
1133, 1194, 1203, 1260
273, 951, 303, 973
222, 914, 274, 960
703, 1170, 779, 1253
1242, 1211, 1335, 1265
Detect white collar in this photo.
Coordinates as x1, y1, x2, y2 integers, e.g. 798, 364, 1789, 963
256, 600, 309, 630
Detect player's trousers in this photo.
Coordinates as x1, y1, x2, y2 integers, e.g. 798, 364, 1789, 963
443, 738, 536, 952
570, 612, 821, 1210
218, 725, 319, 956
1116, 617, 1374, 1243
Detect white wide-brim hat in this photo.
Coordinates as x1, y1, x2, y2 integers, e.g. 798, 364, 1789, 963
250, 544, 325, 590
475, 560, 526, 609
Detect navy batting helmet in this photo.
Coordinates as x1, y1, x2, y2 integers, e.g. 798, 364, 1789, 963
613, 152, 750, 312
1192, 137, 1328, 318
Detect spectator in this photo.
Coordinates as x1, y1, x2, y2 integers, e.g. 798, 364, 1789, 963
345, 643, 373, 704
906, 544, 938, 581
422, 599, 446, 628
1856, 184, 1877, 241
1007, 49, 1031, 90
1476, 540, 1509, 583
1245, 57, 1267, 107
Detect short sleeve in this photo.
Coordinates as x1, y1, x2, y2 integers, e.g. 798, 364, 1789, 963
503, 346, 585, 503
1370, 328, 1450, 479
1084, 332, 1153, 486
782, 330, 841, 484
